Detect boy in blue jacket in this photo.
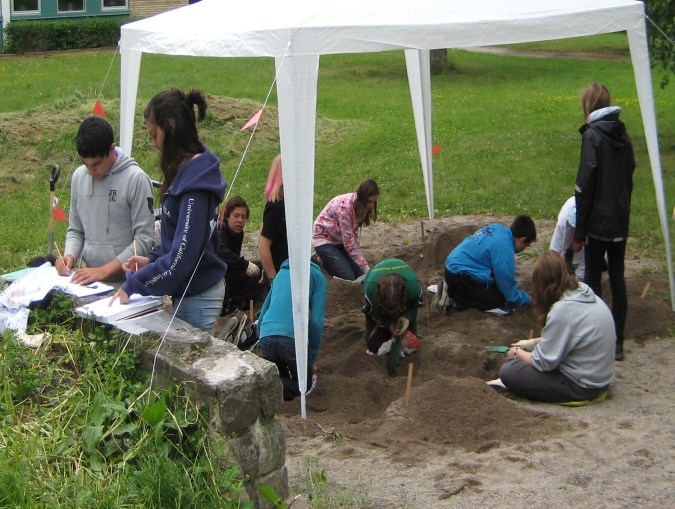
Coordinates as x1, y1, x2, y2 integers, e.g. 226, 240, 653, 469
443, 215, 536, 315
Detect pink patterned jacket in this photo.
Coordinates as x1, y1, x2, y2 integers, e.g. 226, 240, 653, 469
312, 192, 369, 272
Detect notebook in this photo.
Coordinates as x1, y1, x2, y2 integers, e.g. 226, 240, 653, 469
75, 294, 163, 324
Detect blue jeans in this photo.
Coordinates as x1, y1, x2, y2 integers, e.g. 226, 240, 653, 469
260, 335, 311, 401
172, 279, 225, 334
315, 243, 363, 280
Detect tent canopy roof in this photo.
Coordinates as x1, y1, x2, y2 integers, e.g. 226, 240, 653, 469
120, 0, 645, 57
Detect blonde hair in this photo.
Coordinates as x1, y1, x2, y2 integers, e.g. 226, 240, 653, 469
581, 82, 611, 119
532, 251, 578, 324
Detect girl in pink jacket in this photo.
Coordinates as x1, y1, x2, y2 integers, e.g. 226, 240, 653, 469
312, 178, 379, 281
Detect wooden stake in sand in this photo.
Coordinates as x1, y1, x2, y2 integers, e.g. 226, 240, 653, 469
420, 220, 425, 243
249, 299, 254, 321
404, 363, 414, 402
641, 282, 651, 299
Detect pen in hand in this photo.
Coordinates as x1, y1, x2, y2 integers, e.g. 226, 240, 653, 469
134, 240, 138, 271
53, 241, 71, 275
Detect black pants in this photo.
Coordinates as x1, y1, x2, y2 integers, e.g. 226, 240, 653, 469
365, 313, 417, 354
584, 238, 627, 344
222, 268, 265, 314
444, 269, 505, 311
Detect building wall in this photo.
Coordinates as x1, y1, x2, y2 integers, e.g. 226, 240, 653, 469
131, 0, 188, 17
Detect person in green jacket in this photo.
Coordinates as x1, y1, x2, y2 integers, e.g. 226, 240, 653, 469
363, 258, 423, 372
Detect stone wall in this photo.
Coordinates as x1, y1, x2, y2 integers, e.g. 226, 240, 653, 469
140, 328, 288, 509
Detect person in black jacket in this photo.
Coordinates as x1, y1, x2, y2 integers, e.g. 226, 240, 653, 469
572, 83, 635, 361
217, 196, 265, 315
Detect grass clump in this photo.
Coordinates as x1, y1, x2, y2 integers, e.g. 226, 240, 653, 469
0, 293, 250, 509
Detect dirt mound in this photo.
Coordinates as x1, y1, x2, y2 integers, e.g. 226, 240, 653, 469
274, 216, 673, 461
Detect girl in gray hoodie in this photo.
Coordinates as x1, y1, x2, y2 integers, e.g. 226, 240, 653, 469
499, 251, 615, 403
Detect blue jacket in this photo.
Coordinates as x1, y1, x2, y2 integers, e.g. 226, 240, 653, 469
258, 260, 327, 366
445, 223, 530, 306
122, 148, 227, 298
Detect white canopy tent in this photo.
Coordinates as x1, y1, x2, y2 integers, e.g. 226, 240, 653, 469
119, 0, 673, 416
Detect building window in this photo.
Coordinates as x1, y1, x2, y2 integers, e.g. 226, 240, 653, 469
102, 0, 128, 9
57, 0, 85, 12
12, 0, 40, 12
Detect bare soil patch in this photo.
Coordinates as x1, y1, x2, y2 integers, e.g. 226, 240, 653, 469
257, 215, 675, 508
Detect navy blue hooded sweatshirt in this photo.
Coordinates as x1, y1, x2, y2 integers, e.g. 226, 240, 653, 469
122, 148, 227, 298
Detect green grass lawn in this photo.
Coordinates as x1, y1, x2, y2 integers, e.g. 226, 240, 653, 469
0, 34, 673, 273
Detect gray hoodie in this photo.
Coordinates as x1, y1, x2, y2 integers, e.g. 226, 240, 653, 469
531, 283, 615, 389
64, 147, 155, 280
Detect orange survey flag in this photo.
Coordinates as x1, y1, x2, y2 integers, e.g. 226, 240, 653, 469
52, 204, 69, 222
93, 100, 107, 118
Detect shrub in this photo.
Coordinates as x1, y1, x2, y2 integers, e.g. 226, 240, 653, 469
3, 16, 131, 54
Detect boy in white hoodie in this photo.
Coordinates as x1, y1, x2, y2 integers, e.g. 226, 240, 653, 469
55, 117, 155, 284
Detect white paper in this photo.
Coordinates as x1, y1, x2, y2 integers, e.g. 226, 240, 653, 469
0, 306, 30, 334
75, 294, 163, 324
43, 267, 115, 298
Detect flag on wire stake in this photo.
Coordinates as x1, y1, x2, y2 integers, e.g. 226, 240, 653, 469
240, 108, 263, 131
93, 99, 107, 118
432, 144, 441, 155
51, 196, 68, 222
53, 204, 69, 222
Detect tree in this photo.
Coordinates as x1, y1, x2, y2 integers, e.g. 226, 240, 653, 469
645, 0, 675, 87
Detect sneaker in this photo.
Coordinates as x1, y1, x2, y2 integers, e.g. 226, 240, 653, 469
218, 316, 239, 341
484, 307, 514, 316
233, 315, 250, 347
432, 280, 451, 312
237, 321, 259, 351
486, 378, 507, 390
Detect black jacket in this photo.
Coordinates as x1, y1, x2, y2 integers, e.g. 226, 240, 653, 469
217, 225, 248, 275
575, 107, 635, 242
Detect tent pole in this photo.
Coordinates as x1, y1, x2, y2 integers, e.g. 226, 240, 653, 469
276, 54, 320, 419
627, 24, 675, 310
405, 49, 435, 231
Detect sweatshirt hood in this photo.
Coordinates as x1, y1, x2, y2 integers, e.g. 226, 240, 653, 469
562, 282, 596, 304
580, 106, 628, 148
85, 147, 138, 197
586, 106, 621, 124
169, 148, 226, 202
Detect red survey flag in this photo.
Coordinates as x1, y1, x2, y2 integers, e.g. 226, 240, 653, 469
52, 204, 69, 222
432, 144, 441, 155
240, 108, 263, 131
93, 100, 107, 118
